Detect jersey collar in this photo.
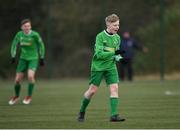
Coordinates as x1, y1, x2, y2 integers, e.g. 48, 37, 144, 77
104, 30, 115, 37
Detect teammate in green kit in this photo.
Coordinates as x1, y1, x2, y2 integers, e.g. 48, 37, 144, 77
8, 19, 45, 105
77, 14, 125, 122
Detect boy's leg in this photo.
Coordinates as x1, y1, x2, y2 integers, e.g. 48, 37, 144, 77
14, 73, 24, 96
23, 60, 38, 105
23, 69, 35, 104
105, 69, 119, 115
109, 84, 119, 116
106, 69, 125, 121
78, 84, 98, 122
27, 60, 38, 96
9, 73, 24, 105
80, 84, 98, 112
9, 59, 26, 105
78, 71, 103, 122
27, 69, 36, 96
109, 84, 125, 122
28, 82, 35, 97
14, 59, 26, 96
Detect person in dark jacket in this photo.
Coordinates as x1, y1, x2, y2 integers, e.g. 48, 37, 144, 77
119, 31, 148, 81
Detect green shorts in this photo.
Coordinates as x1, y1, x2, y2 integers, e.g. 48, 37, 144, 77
89, 69, 119, 86
16, 59, 39, 72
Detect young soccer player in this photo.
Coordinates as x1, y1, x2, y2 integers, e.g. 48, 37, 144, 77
9, 19, 45, 105
77, 14, 125, 122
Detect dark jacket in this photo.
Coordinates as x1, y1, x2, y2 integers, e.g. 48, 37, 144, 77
120, 37, 143, 59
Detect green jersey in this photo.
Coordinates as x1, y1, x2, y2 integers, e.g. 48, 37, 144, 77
11, 30, 45, 60
91, 30, 121, 71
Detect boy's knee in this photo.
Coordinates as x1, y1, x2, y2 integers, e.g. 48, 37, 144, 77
110, 84, 119, 97
84, 85, 98, 98
90, 86, 98, 94
15, 77, 22, 83
28, 75, 35, 82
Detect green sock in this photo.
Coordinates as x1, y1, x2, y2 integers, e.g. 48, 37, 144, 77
110, 97, 119, 116
80, 97, 90, 112
28, 83, 34, 96
14, 83, 21, 97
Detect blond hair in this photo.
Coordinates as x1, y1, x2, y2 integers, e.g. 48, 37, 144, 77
105, 14, 119, 24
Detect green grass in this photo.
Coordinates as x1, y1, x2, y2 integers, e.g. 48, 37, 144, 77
0, 79, 180, 129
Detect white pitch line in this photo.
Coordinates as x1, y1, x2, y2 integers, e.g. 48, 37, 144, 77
165, 90, 180, 96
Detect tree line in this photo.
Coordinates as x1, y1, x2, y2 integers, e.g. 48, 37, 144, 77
0, 0, 179, 78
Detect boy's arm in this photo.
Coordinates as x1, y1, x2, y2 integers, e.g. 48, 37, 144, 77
36, 33, 45, 59
94, 35, 115, 60
11, 33, 19, 58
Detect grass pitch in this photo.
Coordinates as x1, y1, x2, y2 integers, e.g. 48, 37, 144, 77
0, 79, 180, 129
